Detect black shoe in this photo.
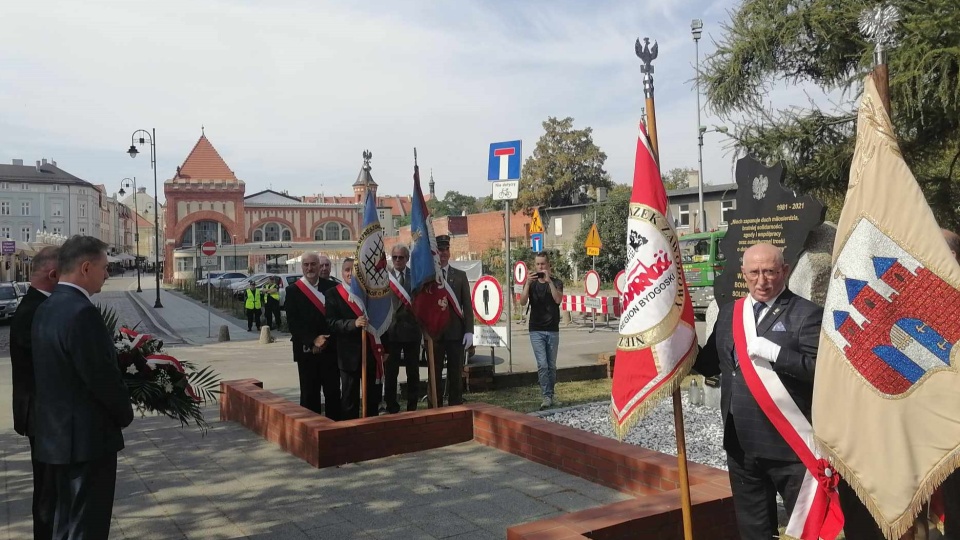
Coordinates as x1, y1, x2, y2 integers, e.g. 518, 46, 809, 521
406, 403, 418, 412
386, 405, 401, 414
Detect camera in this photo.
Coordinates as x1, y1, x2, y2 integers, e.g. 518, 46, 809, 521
535, 272, 545, 279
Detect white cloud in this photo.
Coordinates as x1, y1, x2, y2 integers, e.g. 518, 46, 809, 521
0, 0, 839, 204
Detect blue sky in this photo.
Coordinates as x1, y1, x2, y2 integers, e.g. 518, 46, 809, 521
1, 0, 751, 203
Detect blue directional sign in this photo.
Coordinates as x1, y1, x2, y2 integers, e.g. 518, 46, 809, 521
488, 140, 522, 181
531, 232, 544, 252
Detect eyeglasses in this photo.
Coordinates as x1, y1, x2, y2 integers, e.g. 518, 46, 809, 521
744, 269, 782, 280
392, 256, 406, 260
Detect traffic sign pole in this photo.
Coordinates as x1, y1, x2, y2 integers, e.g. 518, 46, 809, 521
505, 200, 512, 373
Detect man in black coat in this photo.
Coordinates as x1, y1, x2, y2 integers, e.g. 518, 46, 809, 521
284, 253, 341, 420
32, 236, 133, 540
9, 246, 59, 539
695, 242, 822, 540
326, 258, 379, 419
429, 235, 474, 407
385, 245, 421, 413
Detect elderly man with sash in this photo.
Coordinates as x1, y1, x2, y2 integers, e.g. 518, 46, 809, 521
696, 242, 840, 540
284, 252, 340, 420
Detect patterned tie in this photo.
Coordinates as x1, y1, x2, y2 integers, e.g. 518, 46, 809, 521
753, 301, 767, 323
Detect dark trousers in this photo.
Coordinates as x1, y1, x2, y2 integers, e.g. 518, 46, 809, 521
246, 308, 261, 330
429, 339, 464, 408
837, 479, 887, 540
340, 359, 381, 420
385, 340, 421, 412
295, 354, 341, 420
29, 437, 56, 540
264, 298, 282, 329
726, 449, 806, 540
50, 452, 118, 540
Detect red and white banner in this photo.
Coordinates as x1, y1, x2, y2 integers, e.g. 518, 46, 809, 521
610, 121, 698, 439
560, 295, 622, 316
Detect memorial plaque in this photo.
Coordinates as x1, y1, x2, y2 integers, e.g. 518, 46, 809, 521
713, 155, 826, 306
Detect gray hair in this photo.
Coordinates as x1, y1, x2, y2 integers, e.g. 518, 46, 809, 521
391, 244, 410, 257
31, 246, 59, 277
58, 235, 108, 274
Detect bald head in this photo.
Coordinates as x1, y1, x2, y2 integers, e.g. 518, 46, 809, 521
741, 243, 788, 303
943, 229, 960, 262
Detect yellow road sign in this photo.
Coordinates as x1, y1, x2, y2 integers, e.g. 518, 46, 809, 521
529, 208, 544, 234
585, 223, 602, 253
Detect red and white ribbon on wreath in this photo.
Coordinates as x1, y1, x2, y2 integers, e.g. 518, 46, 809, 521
120, 327, 200, 402
732, 299, 843, 540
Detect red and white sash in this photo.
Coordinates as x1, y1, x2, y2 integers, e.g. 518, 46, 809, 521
732, 298, 843, 540
335, 284, 384, 382
388, 271, 412, 309
440, 267, 464, 319
120, 328, 199, 401
294, 277, 326, 315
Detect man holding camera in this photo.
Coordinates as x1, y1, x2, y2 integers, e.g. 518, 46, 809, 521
519, 253, 564, 410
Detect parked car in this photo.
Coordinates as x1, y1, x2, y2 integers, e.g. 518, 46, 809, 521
0, 282, 21, 322
230, 273, 272, 295
216, 272, 250, 288
233, 274, 302, 306
196, 272, 225, 286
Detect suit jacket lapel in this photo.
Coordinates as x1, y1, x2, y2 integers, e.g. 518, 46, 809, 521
756, 290, 791, 335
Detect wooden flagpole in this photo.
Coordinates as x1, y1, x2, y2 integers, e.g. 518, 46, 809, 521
426, 335, 439, 408
361, 329, 368, 418
637, 35, 695, 540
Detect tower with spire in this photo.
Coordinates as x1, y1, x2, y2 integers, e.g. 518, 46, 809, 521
352, 150, 378, 203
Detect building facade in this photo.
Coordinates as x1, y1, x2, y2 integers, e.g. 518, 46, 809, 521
0, 159, 102, 242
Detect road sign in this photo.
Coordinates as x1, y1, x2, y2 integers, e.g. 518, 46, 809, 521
472, 276, 503, 325
585, 223, 602, 256
475, 325, 508, 347
1, 241, 14, 255
492, 180, 519, 201
200, 256, 218, 269
530, 233, 543, 252
201, 241, 217, 256
513, 261, 528, 285
584, 270, 601, 297
584, 296, 603, 310
487, 140, 522, 181
614, 270, 627, 295
529, 208, 544, 234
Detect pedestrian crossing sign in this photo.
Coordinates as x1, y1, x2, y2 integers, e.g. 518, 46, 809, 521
529, 208, 544, 234
585, 223, 602, 256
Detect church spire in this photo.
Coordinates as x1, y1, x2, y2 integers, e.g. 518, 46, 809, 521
429, 168, 435, 198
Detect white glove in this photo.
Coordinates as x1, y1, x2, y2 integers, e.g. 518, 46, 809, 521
462, 333, 474, 349
748, 336, 782, 364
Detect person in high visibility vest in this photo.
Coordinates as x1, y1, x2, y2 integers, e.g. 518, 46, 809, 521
262, 276, 282, 330
244, 280, 263, 332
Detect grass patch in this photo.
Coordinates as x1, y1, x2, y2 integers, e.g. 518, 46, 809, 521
465, 377, 612, 413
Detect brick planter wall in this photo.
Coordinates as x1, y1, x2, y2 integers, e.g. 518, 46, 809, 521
219, 379, 736, 539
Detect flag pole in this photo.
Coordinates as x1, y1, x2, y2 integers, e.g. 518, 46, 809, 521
859, 5, 898, 116
361, 329, 369, 418
637, 35, 694, 540
426, 335, 439, 408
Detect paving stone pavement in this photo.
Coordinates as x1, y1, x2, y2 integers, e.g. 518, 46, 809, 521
1, 407, 632, 539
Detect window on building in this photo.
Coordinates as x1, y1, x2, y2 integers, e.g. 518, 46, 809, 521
79, 203, 86, 218
20, 183, 28, 190
252, 222, 291, 243
79, 227, 85, 235
179, 220, 231, 247
53, 184, 61, 191
52, 227, 62, 235
1, 227, 9, 238
21, 202, 30, 216
314, 221, 351, 241
21, 227, 31, 241
553, 217, 563, 236
341, 227, 350, 241
0, 182, 8, 190
177, 257, 196, 273
0, 201, 9, 215
721, 200, 736, 224
52, 202, 62, 217
378, 209, 387, 221
677, 204, 690, 227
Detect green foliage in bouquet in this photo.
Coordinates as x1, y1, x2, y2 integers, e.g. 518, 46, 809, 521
99, 305, 221, 433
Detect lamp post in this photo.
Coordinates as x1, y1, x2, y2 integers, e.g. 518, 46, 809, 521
691, 19, 707, 233
118, 177, 142, 292
127, 129, 163, 308
232, 235, 237, 271
696, 125, 729, 231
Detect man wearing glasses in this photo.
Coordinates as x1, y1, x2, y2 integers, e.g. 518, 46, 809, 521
695, 242, 822, 540
384, 245, 421, 413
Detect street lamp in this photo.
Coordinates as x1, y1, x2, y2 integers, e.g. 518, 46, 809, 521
119, 177, 142, 292
696, 125, 729, 231
691, 18, 706, 232
127, 129, 163, 308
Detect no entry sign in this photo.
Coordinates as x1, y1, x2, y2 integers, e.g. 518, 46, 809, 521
201, 241, 217, 256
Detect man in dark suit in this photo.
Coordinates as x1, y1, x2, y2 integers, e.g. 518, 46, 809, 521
695, 242, 822, 540
326, 257, 377, 419
429, 235, 474, 407
385, 245, 421, 413
284, 252, 341, 420
31, 235, 134, 540
10, 246, 59, 539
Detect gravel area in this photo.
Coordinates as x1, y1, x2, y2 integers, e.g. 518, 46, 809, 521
541, 393, 729, 471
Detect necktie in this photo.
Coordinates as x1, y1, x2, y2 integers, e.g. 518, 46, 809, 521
753, 301, 767, 323
399, 270, 405, 288
442, 268, 447, 280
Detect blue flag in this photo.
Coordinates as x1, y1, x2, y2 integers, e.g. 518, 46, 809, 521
409, 160, 451, 338
350, 188, 393, 339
